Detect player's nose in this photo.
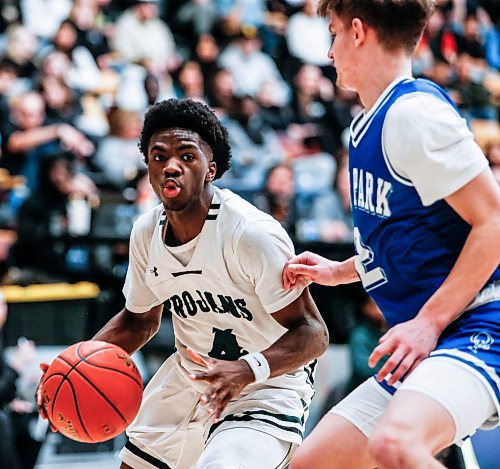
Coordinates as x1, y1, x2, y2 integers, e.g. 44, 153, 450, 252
327, 47, 334, 62
162, 158, 182, 176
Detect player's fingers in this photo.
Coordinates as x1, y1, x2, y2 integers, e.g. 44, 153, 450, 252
36, 387, 43, 407
37, 402, 48, 420
186, 347, 209, 368
210, 390, 231, 420
378, 328, 394, 343
39, 362, 49, 373
375, 348, 406, 382
286, 264, 316, 278
387, 353, 417, 385
368, 340, 396, 368
189, 369, 219, 385
200, 386, 216, 405
282, 267, 296, 290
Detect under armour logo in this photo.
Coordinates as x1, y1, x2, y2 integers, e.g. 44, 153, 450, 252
468, 331, 494, 354
150, 266, 158, 277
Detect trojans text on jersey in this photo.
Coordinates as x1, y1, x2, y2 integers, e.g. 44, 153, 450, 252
164, 290, 253, 321
351, 168, 392, 218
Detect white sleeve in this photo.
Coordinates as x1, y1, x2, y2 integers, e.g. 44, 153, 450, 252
382, 93, 488, 206
123, 218, 162, 313
235, 219, 305, 314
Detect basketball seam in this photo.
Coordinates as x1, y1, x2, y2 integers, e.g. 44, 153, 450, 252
46, 372, 94, 442
75, 346, 143, 390
58, 354, 130, 426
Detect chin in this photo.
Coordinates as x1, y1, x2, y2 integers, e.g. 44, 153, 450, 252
162, 198, 187, 212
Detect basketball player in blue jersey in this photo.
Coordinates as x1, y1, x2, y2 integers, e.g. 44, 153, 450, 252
283, 1, 500, 468
38, 99, 328, 468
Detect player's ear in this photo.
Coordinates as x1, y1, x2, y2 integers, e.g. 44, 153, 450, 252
206, 161, 217, 182
351, 18, 366, 47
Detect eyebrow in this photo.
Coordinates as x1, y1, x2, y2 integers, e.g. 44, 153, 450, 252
150, 142, 200, 153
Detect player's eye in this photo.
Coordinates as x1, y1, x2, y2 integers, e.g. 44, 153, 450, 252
330, 34, 336, 46
181, 153, 195, 162
152, 154, 166, 162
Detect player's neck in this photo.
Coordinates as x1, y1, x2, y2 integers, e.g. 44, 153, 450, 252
357, 51, 412, 112
164, 186, 214, 246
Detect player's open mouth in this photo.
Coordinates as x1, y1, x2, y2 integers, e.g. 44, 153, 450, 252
162, 180, 181, 198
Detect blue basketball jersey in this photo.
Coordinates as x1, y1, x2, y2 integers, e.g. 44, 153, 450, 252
349, 77, 500, 327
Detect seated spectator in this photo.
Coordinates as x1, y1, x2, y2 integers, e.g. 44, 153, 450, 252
421, 7, 459, 66
253, 163, 297, 235
192, 34, 220, 82
214, 0, 267, 33
288, 63, 342, 154
174, 0, 217, 47
3, 23, 39, 82
38, 74, 82, 126
422, 55, 455, 91
173, 60, 207, 102
111, 0, 179, 75
216, 95, 286, 191
218, 26, 289, 106
285, 0, 332, 68
206, 67, 236, 117
19, 0, 71, 41
94, 108, 146, 188
0, 59, 19, 124
38, 50, 71, 83
0, 92, 94, 192
8, 152, 98, 281
68, 0, 111, 61
482, 10, 499, 69
454, 52, 497, 121
41, 19, 101, 94
456, 11, 486, 59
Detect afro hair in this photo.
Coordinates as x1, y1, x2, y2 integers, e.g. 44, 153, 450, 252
139, 98, 231, 179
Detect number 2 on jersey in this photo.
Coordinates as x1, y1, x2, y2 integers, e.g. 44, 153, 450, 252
353, 227, 388, 291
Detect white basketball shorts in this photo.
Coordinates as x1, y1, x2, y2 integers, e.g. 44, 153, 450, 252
330, 355, 498, 445
119, 352, 312, 468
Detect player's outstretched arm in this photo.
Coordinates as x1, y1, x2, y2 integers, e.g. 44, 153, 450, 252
190, 288, 328, 420
283, 252, 359, 289
92, 305, 163, 355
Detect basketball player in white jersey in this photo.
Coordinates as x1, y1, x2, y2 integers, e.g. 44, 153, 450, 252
282, 0, 500, 468
72, 99, 328, 468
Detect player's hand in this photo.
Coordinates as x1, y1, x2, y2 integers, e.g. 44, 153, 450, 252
283, 251, 339, 289
187, 348, 255, 421
35, 363, 56, 431
368, 317, 440, 385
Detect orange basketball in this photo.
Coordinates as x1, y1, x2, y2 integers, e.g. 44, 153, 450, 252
40, 340, 143, 443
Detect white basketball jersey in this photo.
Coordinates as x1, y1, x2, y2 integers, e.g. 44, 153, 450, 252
123, 187, 306, 376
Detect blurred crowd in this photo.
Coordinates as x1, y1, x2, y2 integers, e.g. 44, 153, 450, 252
0, 0, 496, 266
